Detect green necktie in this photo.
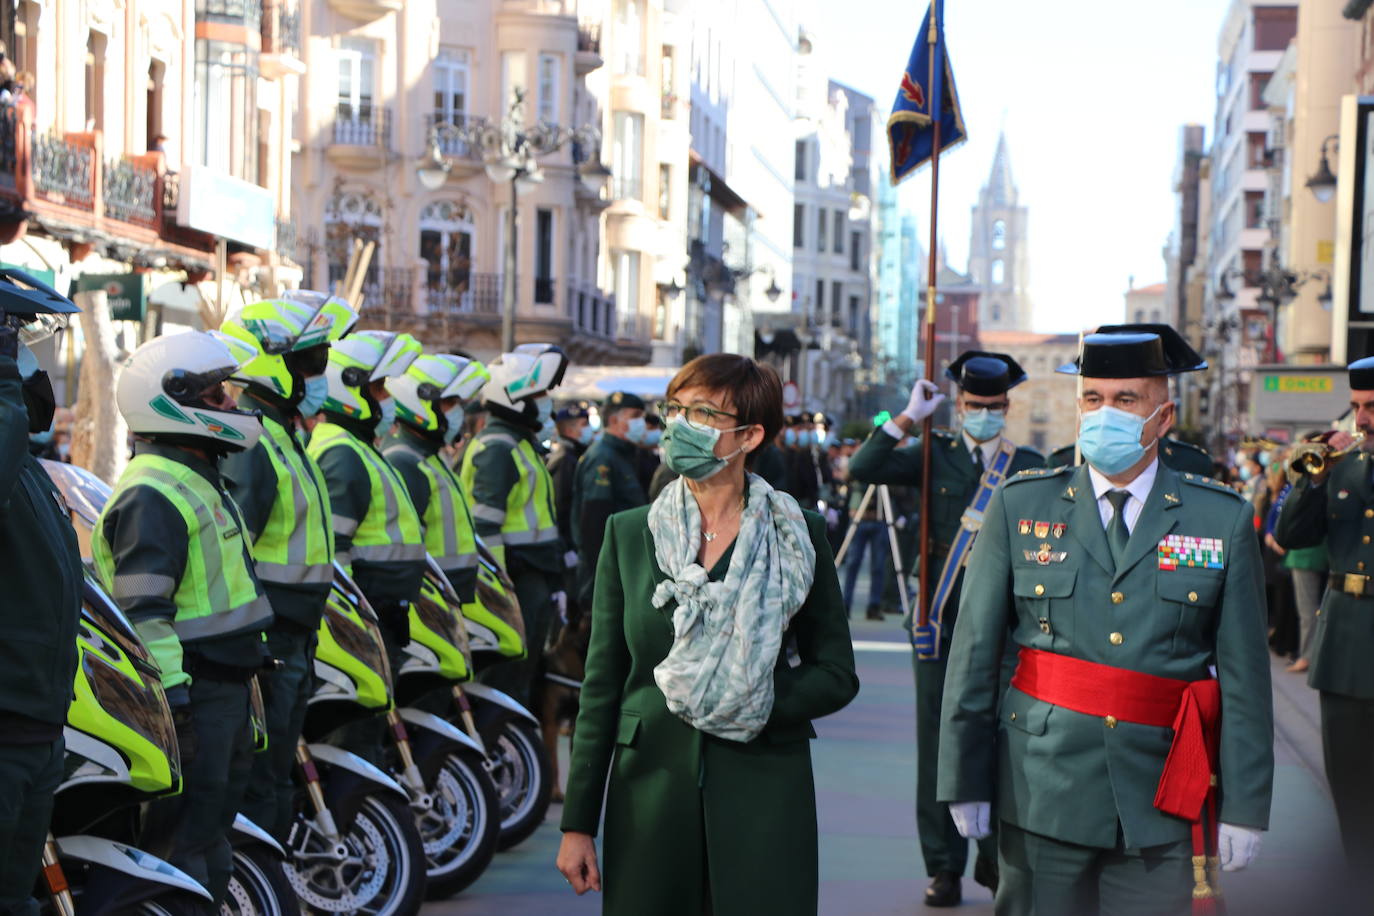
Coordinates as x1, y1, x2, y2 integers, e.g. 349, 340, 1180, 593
1106, 489, 1131, 569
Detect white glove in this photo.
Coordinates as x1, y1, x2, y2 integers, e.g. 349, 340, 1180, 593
901, 379, 946, 424
948, 801, 991, 840
563, 550, 579, 569
1217, 823, 1262, 871
553, 591, 568, 624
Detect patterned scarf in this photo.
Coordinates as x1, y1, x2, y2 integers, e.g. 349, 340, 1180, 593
648, 473, 816, 742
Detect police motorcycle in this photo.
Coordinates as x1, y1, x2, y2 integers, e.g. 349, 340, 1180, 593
39, 460, 293, 915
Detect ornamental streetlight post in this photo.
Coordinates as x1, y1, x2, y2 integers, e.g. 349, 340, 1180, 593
416, 89, 609, 352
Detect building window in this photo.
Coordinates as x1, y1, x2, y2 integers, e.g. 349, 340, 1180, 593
654, 286, 668, 339
832, 281, 843, 322
992, 219, 1006, 250
794, 139, 806, 181
658, 164, 672, 218
794, 204, 805, 248
1246, 132, 1268, 169
1241, 249, 1263, 286
1248, 72, 1270, 111
817, 208, 827, 252
1253, 7, 1297, 52
194, 39, 260, 181
537, 53, 559, 123
849, 295, 860, 334
535, 209, 555, 304
85, 32, 107, 132
850, 231, 862, 271
147, 60, 166, 153
991, 259, 1005, 285
326, 190, 383, 293
815, 279, 825, 318
833, 210, 844, 254
613, 112, 644, 199
434, 48, 469, 129
614, 249, 640, 315
419, 200, 475, 307
991, 303, 1002, 323
502, 51, 526, 114
614, 0, 644, 75
336, 38, 376, 119
1245, 190, 1265, 229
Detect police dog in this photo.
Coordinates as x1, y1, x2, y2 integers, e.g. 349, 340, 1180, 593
533, 608, 591, 802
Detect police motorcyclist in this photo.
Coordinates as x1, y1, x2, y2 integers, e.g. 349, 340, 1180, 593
218, 291, 358, 842
93, 330, 273, 908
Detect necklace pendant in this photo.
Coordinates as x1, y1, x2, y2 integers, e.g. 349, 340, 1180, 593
703, 531, 717, 542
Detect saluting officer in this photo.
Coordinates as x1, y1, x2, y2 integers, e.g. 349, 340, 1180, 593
1045, 323, 1216, 477
571, 391, 649, 606
939, 328, 1272, 915
847, 351, 1042, 907
1274, 355, 1374, 888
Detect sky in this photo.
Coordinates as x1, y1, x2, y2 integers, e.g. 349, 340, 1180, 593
810, 0, 1234, 333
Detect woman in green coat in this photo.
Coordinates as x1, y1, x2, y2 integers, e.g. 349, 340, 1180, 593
556, 354, 860, 915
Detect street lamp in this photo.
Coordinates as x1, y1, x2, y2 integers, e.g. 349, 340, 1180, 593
1306, 135, 1339, 203
416, 89, 606, 351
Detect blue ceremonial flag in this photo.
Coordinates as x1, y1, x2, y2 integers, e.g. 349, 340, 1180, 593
887, 0, 966, 184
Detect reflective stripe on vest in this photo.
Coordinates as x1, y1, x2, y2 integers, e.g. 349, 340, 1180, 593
461, 429, 558, 548
387, 442, 479, 571
92, 454, 273, 642
307, 423, 426, 563
250, 416, 335, 585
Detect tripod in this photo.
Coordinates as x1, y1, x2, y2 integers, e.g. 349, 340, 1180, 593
833, 483, 911, 621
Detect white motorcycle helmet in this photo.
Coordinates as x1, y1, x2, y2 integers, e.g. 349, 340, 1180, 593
388, 354, 489, 436
481, 344, 567, 431
322, 330, 422, 423
116, 330, 263, 451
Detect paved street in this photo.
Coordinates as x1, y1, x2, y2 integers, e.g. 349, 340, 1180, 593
428, 617, 1352, 915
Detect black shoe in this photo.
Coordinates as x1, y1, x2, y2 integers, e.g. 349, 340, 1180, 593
924, 871, 961, 907
973, 853, 999, 893
865, 606, 884, 621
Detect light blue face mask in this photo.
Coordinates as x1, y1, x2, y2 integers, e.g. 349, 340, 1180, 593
535, 397, 553, 424
443, 405, 465, 444
29, 429, 53, 445
962, 408, 1006, 442
1077, 404, 1161, 475
577, 425, 596, 446
625, 416, 647, 443
643, 428, 662, 448
784, 428, 798, 447
297, 375, 329, 417
375, 396, 396, 431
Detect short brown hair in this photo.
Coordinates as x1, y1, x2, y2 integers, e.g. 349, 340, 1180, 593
667, 354, 783, 464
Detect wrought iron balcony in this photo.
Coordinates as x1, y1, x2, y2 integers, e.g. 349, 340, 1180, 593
196, 0, 263, 29
425, 113, 471, 158
578, 21, 602, 54
424, 271, 503, 316
333, 106, 391, 148
103, 157, 158, 228
567, 280, 616, 337
32, 133, 94, 211
262, 2, 301, 58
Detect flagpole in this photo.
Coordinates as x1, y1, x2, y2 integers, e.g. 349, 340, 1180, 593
917, 1, 942, 631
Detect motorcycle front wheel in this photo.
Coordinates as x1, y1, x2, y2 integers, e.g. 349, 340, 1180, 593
224, 843, 301, 915
487, 719, 552, 850
416, 746, 499, 899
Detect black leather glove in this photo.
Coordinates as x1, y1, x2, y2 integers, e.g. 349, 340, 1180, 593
172, 704, 198, 766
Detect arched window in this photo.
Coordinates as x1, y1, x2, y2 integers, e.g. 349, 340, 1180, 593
419, 200, 476, 311
325, 189, 383, 292
991, 259, 1005, 285
992, 219, 1006, 250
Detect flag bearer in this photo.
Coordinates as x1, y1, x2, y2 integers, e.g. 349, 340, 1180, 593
218, 291, 358, 841
460, 345, 568, 704
94, 330, 274, 907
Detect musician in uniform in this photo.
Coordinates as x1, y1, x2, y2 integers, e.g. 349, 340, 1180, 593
847, 351, 1042, 907
938, 327, 1272, 914
1274, 355, 1374, 890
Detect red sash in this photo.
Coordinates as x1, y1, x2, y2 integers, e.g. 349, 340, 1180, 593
1010, 648, 1226, 913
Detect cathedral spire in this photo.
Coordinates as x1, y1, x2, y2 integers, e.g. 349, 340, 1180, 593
986, 132, 1015, 208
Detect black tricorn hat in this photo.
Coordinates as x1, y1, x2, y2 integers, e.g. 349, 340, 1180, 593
944, 351, 1028, 396
1056, 324, 1207, 377
1349, 356, 1374, 390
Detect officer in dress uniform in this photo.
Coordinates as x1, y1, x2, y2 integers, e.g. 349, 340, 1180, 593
549, 402, 593, 597
847, 351, 1043, 907
571, 391, 648, 607
939, 328, 1272, 915
1045, 324, 1215, 477
1274, 355, 1374, 893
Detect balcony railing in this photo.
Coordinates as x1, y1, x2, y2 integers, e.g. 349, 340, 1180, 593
534, 276, 555, 305
425, 272, 502, 315
333, 106, 391, 148
578, 21, 602, 54
425, 113, 471, 158
32, 133, 94, 211
102, 157, 158, 228
197, 0, 263, 28
263, 2, 301, 57
567, 280, 616, 337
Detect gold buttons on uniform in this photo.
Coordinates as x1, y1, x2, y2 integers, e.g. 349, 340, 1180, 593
1105, 715, 1118, 728
1039, 618, 1051, 634
1034, 584, 1045, 596
1363, 536, 1370, 545
1188, 591, 1199, 603
1365, 509, 1373, 519
1010, 712, 1018, 722
1109, 632, 1124, 646
1111, 592, 1124, 604
1361, 562, 1367, 572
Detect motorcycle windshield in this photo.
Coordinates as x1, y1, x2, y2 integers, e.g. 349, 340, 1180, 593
40, 459, 112, 560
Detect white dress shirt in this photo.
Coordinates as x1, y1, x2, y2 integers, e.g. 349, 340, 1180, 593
1087, 458, 1159, 533
962, 430, 1002, 467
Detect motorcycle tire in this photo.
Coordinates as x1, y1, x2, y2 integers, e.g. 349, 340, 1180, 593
224, 843, 302, 916
488, 719, 553, 851
415, 745, 500, 900
284, 790, 426, 916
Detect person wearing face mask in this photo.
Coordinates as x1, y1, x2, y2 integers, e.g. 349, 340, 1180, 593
94, 330, 274, 908
571, 391, 649, 608
847, 350, 1042, 907
383, 353, 490, 606
307, 331, 425, 709
217, 292, 359, 842
634, 412, 664, 493
0, 273, 82, 916
783, 414, 825, 511
461, 344, 569, 705
939, 327, 1272, 914
556, 354, 858, 913
548, 402, 594, 597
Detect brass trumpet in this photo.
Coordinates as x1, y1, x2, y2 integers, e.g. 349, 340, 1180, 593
1288, 431, 1368, 480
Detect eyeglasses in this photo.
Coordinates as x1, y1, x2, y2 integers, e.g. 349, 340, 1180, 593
656, 400, 740, 429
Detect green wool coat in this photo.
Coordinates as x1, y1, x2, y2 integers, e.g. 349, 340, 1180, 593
938, 463, 1274, 850
1275, 454, 1374, 699
560, 505, 859, 916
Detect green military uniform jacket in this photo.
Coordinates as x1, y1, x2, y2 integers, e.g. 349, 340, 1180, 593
571, 433, 646, 605
384, 425, 479, 604
0, 355, 81, 730
1047, 436, 1215, 476
937, 462, 1274, 849
547, 434, 586, 552
561, 506, 858, 915
752, 442, 788, 491
847, 427, 1043, 630
1275, 455, 1374, 698
221, 393, 334, 628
